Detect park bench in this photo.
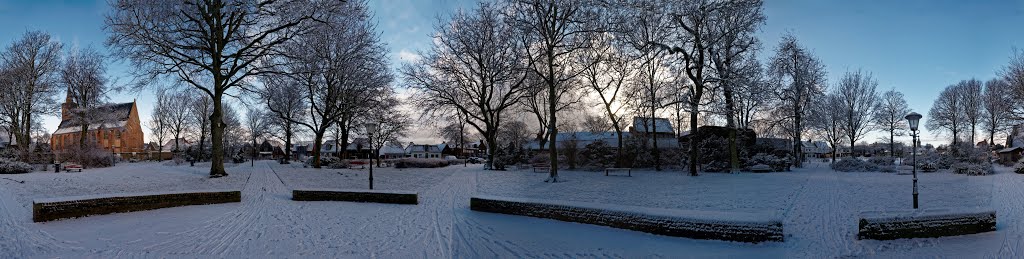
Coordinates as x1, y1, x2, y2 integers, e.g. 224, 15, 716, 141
604, 168, 631, 176
532, 163, 550, 173
750, 164, 772, 173
63, 163, 83, 173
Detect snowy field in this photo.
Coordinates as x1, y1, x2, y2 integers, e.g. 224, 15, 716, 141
0, 160, 1020, 258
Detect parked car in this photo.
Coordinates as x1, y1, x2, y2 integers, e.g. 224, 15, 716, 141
444, 155, 458, 161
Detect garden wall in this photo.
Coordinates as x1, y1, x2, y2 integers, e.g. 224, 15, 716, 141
292, 189, 418, 204
857, 208, 996, 240
470, 195, 783, 243
33, 190, 241, 222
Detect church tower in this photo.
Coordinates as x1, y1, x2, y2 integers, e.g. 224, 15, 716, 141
61, 88, 75, 121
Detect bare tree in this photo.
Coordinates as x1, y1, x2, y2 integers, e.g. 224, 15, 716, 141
1003, 50, 1024, 118
188, 92, 213, 161
511, 0, 600, 181
148, 90, 171, 160
707, 0, 764, 173
61, 47, 112, 150
808, 92, 845, 163
836, 70, 879, 155
106, 0, 324, 177
768, 34, 826, 168
927, 83, 966, 145
164, 90, 192, 152
982, 78, 1012, 146
405, 2, 531, 170
267, 0, 389, 168
244, 106, 268, 167
958, 79, 984, 145
578, 30, 634, 166
257, 75, 307, 162
873, 89, 910, 156
363, 90, 410, 166
0, 31, 63, 156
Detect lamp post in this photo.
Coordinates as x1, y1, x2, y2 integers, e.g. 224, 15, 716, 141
905, 112, 922, 209
364, 123, 378, 190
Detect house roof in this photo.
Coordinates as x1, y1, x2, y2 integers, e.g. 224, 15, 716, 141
525, 131, 637, 150
54, 102, 135, 135
406, 143, 442, 153
632, 117, 674, 134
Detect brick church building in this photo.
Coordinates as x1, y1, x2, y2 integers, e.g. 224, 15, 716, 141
50, 93, 145, 158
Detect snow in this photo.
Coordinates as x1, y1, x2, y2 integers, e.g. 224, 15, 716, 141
292, 188, 417, 195
473, 194, 781, 224
0, 160, 1021, 257
34, 189, 239, 204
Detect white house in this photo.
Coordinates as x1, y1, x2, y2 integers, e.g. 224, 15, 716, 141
405, 142, 443, 158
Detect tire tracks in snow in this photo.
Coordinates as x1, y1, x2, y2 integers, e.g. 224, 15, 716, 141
0, 185, 81, 256
994, 172, 1024, 257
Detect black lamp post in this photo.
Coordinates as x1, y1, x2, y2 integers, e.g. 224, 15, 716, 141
364, 123, 378, 190
905, 112, 922, 209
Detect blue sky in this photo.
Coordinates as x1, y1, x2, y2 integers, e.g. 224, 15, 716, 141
2, 0, 1023, 145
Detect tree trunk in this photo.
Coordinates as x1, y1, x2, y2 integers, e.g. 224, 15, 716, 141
614, 126, 623, 168
652, 109, 661, 171
890, 129, 895, 158
688, 103, 699, 176
312, 130, 325, 168
724, 85, 739, 173
485, 133, 499, 170
793, 112, 803, 168
547, 73, 559, 182
209, 96, 227, 177
284, 123, 292, 163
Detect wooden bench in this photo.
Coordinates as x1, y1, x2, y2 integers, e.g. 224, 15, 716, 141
64, 164, 83, 172
532, 163, 550, 173
604, 167, 631, 176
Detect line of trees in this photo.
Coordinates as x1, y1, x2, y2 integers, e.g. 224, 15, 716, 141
928, 50, 1024, 149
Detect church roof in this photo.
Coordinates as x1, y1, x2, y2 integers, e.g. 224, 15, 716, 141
53, 102, 135, 135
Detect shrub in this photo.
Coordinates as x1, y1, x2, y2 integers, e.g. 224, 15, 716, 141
747, 153, 789, 172
395, 158, 450, 168
951, 162, 994, 176
1015, 159, 1024, 174
868, 156, 895, 166
831, 158, 879, 172
0, 158, 33, 174
579, 140, 614, 170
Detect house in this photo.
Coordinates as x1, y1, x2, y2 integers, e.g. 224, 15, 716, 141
998, 146, 1024, 165
379, 143, 407, 159
631, 117, 676, 137
161, 138, 193, 152
405, 142, 443, 158
258, 140, 285, 159
801, 141, 831, 158
51, 93, 145, 160
526, 131, 630, 150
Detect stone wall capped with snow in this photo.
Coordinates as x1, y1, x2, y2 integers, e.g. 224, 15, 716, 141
33, 190, 241, 222
292, 189, 418, 204
470, 195, 784, 243
857, 208, 996, 240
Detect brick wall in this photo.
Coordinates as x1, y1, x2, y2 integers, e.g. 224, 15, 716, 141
470, 196, 784, 243
858, 211, 996, 240
33, 190, 241, 222
292, 189, 418, 204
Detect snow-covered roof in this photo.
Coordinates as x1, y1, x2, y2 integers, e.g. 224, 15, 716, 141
525, 132, 646, 150
380, 144, 406, 154
54, 102, 135, 135
162, 138, 193, 150
632, 117, 674, 134
406, 143, 442, 153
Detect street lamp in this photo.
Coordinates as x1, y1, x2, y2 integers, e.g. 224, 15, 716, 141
905, 112, 922, 209
364, 123, 378, 190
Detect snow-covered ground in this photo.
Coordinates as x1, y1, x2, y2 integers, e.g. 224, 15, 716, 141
0, 160, 1018, 257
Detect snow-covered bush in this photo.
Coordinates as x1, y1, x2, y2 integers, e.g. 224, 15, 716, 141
703, 161, 729, 172
868, 156, 895, 166
747, 153, 789, 172
951, 162, 994, 176
395, 158, 450, 168
0, 158, 32, 174
1014, 159, 1024, 174
830, 158, 879, 172
303, 156, 342, 168
579, 140, 614, 170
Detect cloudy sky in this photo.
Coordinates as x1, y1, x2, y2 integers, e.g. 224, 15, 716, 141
2, 0, 1024, 146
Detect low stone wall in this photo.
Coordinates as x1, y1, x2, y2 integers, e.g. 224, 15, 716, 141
33, 190, 241, 222
470, 195, 783, 243
292, 189, 418, 204
858, 208, 996, 240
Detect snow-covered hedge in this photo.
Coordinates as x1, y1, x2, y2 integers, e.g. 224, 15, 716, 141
747, 153, 789, 172
470, 195, 784, 243
1014, 159, 1024, 174
857, 208, 996, 240
395, 158, 450, 168
951, 162, 994, 176
292, 189, 418, 204
32, 190, 241, 222
830, 158, 879, 172
868, 156, 895, 166
0, 158, 33, 174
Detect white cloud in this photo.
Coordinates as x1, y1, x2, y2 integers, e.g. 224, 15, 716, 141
398, 49, 421, 63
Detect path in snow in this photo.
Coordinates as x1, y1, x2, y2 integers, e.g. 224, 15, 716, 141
0, 185, 81, 257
